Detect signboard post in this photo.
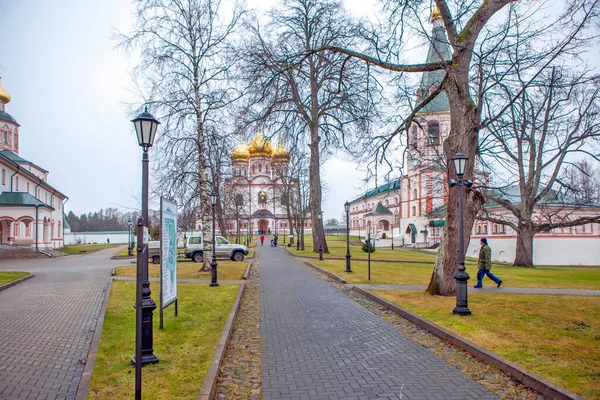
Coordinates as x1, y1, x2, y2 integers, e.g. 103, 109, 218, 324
159, 198, 178, 329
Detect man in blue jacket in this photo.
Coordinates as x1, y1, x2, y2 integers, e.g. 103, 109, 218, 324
474, 238, 502, 288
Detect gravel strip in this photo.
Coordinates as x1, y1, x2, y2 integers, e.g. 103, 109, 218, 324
303, 261, 546, 400
214, 257, 261, 400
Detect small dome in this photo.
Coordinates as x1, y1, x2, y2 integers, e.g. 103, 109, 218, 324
430, 6, 442, 22
0, 78, 11, 105
231, 144, 249, 162
272, 142, 290, 162
247, 129, 273, 157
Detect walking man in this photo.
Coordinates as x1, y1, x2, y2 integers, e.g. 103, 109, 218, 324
474, 238, 502, 288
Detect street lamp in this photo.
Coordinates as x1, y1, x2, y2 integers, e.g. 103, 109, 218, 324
317, 212, 323, 260
131, 107, 160, 399
344, 201, 352, 272
449, 152, 472, 316
209, 192, 219, 287
127, 220, 133, 256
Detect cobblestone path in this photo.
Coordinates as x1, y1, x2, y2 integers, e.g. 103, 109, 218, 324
260, 243, 499, 400
0, 248, 122, 400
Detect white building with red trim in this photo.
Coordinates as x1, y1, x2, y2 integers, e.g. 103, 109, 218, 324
347, 11, 600, 265
0, 78, 67, 250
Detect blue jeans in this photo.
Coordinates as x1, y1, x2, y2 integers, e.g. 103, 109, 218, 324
476, 269, 501, 287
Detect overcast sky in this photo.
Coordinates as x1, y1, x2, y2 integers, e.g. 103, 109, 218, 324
0, 0, 382, 221
1, 0, 591, 222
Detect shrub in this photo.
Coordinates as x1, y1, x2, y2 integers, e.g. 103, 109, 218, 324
362, 241, 376, 253
381, 232, 387, 239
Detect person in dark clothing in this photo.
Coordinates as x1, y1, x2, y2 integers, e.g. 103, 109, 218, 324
474, 238, 502, 288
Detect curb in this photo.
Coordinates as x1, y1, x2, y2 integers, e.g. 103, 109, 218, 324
243, 260, 253, 280
352, 286, 585, 400
0, 273, 34, 292
304, 261, 347, 284
198, 281, 247, 400
76, 278, 113, 400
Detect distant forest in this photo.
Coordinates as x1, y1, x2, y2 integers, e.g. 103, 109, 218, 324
65, 208, 143, 232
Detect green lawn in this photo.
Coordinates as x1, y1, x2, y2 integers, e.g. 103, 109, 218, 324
60, 244, 119, 254
0, 271, 29, 286
313, 259, 600, 290
87, 281, 239, 399
114, 261, 247, 281
374, 290, 600, 399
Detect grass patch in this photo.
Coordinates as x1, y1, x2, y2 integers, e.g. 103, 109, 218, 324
60, 244, 119, 254
373, 290, 600, 399
114, 261, 247, 281
313, 259, 600, 290
87, 281, 239, 399
0, 271, 29, 286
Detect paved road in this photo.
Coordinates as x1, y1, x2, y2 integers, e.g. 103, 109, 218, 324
0, 248, 124, 400
260, 242, 498, 400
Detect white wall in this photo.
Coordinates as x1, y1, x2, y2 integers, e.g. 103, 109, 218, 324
64, 231, 132, 245
467, 236, 600, 266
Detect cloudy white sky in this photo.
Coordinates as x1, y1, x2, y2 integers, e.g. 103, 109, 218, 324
0, 0, 385, 221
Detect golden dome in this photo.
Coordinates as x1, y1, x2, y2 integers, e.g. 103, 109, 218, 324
272, 141, 290, 162
231, 144, 249, 162
0, 78, 11, 104
430, 5, 442, 22
247, 129, 273, 157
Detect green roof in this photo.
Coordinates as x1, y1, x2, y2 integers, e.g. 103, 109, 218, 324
406, 223, 417, 234
352, 180, 401, 203
0, 111, 18, 125
429, 220, 445, 227
418, 25, 451, 113
0, 149, 29, 163
365, 201, 393, 216
0, 192, 53, 209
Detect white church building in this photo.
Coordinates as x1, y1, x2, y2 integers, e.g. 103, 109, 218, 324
0, 78, 67, 250
347, 10, 600, 265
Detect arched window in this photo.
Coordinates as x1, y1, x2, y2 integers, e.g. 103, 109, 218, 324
251, 165, 255, 174
493, 224, 498, 234
235, 194, 244, 206
483, 225, 488, 234
1, 169, 5, 185
410, 126, 418, 148
477, 225, 481, 234
412, 206, 416, 216
258, 164, 262, 173
27, 182, 29, 193
427, 121, 440, 146
16, 176, 19, 191
412, 189, 417, 200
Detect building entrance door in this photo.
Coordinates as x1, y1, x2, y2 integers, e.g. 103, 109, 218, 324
259, 220, 268, 233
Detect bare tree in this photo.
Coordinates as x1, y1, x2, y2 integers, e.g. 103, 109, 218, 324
479, 67, 600, 266
117, 0, 244, 270
316, 0, 599, 295
561, 159, 600, 204
240, 0, 380, 254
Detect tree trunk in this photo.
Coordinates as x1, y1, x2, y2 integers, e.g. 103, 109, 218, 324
308, 122, 328, 254
514, 223, 535, 267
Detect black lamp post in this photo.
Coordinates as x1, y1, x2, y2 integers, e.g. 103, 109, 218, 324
317, 212, 324, 260
209, 192, 219, 287
131, 107, 160, 399
127, 220, 133, 256
391, 226, 394, 250
449, 152, 473, 316
344, 201, 352, 272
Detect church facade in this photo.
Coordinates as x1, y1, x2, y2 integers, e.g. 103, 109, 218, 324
224, 130, 312, 236
0, 78, 67, 250
347, 10, 600, 265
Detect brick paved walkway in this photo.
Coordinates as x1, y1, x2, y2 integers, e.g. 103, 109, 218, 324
0, 248, 122, 400
355, 284, 600, 296
260, 242, 498, 400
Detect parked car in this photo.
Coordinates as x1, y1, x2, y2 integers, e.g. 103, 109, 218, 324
184, 235, 249, 263
148, 241, 161, 264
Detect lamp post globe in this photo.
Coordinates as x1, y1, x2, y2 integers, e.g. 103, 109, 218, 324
450, 152, 472, 316
344, 201, 352, 272
209, 192, 219, 287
